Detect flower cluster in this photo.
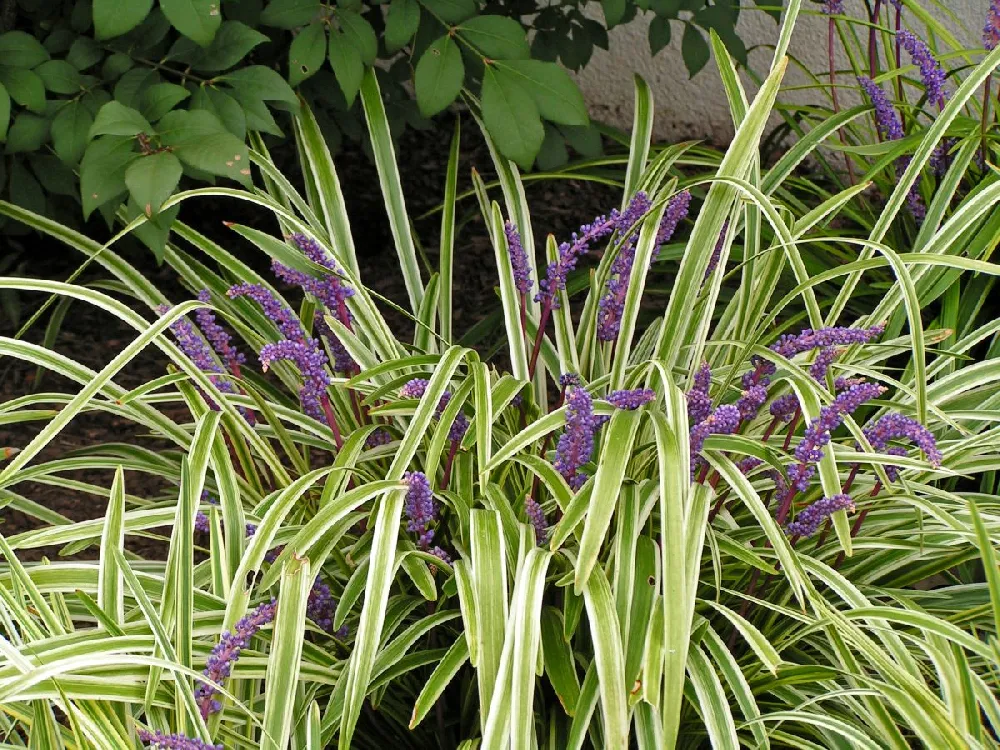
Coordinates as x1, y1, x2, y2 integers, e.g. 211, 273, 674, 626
195, 291, 246, 374
525, 497, 547, 545
399, 378, 468, 443
195, 598, 277, 718
305, 576, 349, 638
786, 494, 855, 537
898, 30, 948, 108
607, 388, 656, 410
984, 0, 1000, 51
504, 221, 533, 295
555, 385, 596, 490
138, 729, 222, 750
653, 190, 692, 260
404, 471, 437, 549
703, 220, 729, 281
862, 412, 942, 480
821, 0, 844, 14
687, 362, 713, 424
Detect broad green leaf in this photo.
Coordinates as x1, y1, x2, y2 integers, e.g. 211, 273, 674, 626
418, 0, 475, 23
93, 0, 152, 39
328, 30, 364, 106
89, 101, 152, 137
160, 0, 222, 46
414, 35, 464, 118
157, 109, 252, 186
141, 82, 191, 121
5, 113, 49, 154
33, 60, 82, 94
0, 67, 46, 113
125, 151, 183, 216
457, 16, 530, 60
0, 83, 8, 141
497, 60, 587, 126
79, 136, 135, 217
649, 15, 672, 55
289, 22, 327, 86
339, 10, 378, 65
0, 31, 50, 68
191, 21, 269, 71
481, 65, 543, 170
50, 101, 92, 164
602, 0, 625, 26
260, 0, 322, 28
385, 0, 420, 53
681, 23, 710, 76
222, 66, 299, 108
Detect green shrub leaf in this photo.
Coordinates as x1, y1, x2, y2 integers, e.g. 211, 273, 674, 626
649, 15, 672, 55
5, 113, 50, 154
157, 109, 252, 185
385, 0, 420, 54
681, 23, 710, 76
418, 0, 476, 23
93, 0, 153, 40
602, 0, 626, 27
33, 60, 82, 95
0, 31, 50, 68
288, 22, 327, 86
260, 0, 322, 29
190, 21, 269, 71
89, 101, 153, 138
497, 60, 588, 125
160, 0, 222, 46
79, 135, 137, 217
66, 37, 105, 70
328, 29, 365, 106
50, 101, 93, 164
457, 16, 530, 60
0, 67, 46, 113
481, 64, 543, 170
220, 65, 300, 108
141, 82, 191, 121
414, 35, 464, 118
125, 150, 183, 216
339, 10, 378, 66
0, 84, 8, 142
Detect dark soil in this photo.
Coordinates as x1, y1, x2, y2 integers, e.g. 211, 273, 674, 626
0, 114, 619, 562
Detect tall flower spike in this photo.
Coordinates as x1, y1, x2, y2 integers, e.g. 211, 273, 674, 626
227, 283, 304, 341
259, 339, 331, 419
195, 291, 246, 372
653, 190, 692, 261
898, 30, 948, 107
554, 386, 596, 490
401, 378, 429, 399
985, 0, 1000, 51
137, 729, 223, 750
821, 0, 844, 13
196, 598, 277, 718
607, 388, 656, 410
689, 404, 741, 475
786, 494, 855, 537
858, 76, 904, 141
403, 472, 436, 548
771, 324, 885, 359
687, 362, 713, 425
703, 220, 729, 280
525, 497, 547, 545
504, 221, 533, 295
863, 412, 942, 467
809, 346, 842, 382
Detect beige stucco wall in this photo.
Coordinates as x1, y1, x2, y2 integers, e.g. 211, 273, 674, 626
574, 1, 985, 143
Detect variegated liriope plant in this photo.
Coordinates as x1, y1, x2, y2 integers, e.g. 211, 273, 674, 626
3, 3, 1000, 749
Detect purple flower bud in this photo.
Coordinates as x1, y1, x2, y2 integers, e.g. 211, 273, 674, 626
305, 576, 346, 635
259, 338, 331, 420
862, 412, 942, 476
858, 77, 904, 141
430, 546, 452, 565
365, 428, 392, 448
137, 729, 222, 750
196, 599, 277, 718
703, 221, 729, 280
653, 190, 692, 261
448, 413, 470, 443
504, 221, 533, 295
898, 30, 948, 108
794, 382, 887, 466
771, 324, 884, 360
809, 347, 841, 382
559, 373, 581, 389
786, 494, 855, 537
985, 0, 1000, 51
736, 384, 769, 421
195, 512, 210, 534
286, 234, 355, 321
525, 497, 547, 545
227, 284, 304, 342
195, 290, 246, 372
687, 362, 713, 425
738, 456, 763, 474
769, 394, 799, 422
403, 472, 436, 548
607, 388, 656, 410
555, 386, 596, 490
401, 379, 429, 399
821, 0, 844, 13
689, 404, 741, 475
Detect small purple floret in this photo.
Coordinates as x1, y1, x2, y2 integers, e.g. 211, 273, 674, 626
504, 221, 533, 295
403, 472, 436, 548
401, 379, 429, 399
687, 362, 713, 425
607, 388, 655, 410
525, 497, 547, 545
786, 494, 855, 537
137, 729, 222, 750
898, 30, 948, 108
555, 386, 596, 490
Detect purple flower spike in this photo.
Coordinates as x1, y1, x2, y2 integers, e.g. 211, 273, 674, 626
287, 234, 356, 319
809, 347, 842, 382
786, 494, 855, 537
607, 388, 655, 410
196, 598, 277, 718
305, 576, 347, 635
898, 30, 947, 107
863, 412, 942, 472
525, 497, 548, 545
259, 338, 331, 419
772, 324, 884, 360
195, 512, 210, 534
738, 456, 763, 474
858, 77, 904, 141
736, 384, 769, 421
597, 244, 637, 342
770, 394, 799, 422
793, 382, 887, 471
365, 428, 392, 448
403, 472, 436, 548
821, 0, 844, 13
137, 729, 222, 750
227, 284, 304, 342
559, 373, 581, 389
430, 546, 452, 565
653, 190, 692, 261
504, 221, 533, 295
687, 362, 713, 425
401, 378, 429, 399
689, 404, 742, 475
195, 290, 246, 372
448, 413, 470, 442
985, 0, 1000, 51
703, 221, 729, 280
314, 314, 355, 373
555, 386, 596, 490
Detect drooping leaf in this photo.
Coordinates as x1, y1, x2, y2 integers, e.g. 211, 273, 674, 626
418, 0, 475, 24
0, 67, 46, 113
414, 35, 464, 118
457, 16, 530, 60
602, 0, 626, 27
93, 0, 153, 40
89, 101, 153, 138
4, 113, 50, 154
497, 60, 588, 126
0, 31, 50, 68
220, 65, 300, 109
190, 21, 269, 71
157, 109, 252, 185
328, 29, 364, 106
125, 150, 183, 216
339, 10, 378, 66
141, 82, 191, 121
33, 60, 82, 95
535, 124, 568, 169
80, 135, 138, 217
681, 23, 710, 76
160, 0, 222, 46
481, 64, 543, 170
50, 101, 93, 164
385, 0, 420, 54
197, 86, 248, 140
288, 22, 327, 86
260, 0, 322, 28
649, 15, 672, 55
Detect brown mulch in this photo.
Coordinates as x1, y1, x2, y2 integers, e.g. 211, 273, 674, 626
0, 114, 619, 562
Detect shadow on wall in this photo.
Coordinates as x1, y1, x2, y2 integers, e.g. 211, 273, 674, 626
572, 0, 982, 144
